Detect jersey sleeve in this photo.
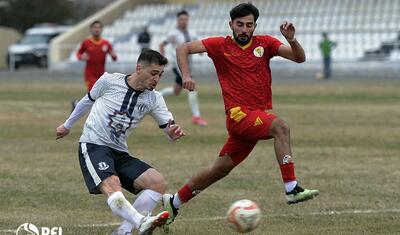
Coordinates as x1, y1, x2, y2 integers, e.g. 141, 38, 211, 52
76, 40, 87, 60
201, 37, 225, 59
150, 92, 174, 128
105, 40, 113, 53
88, 73, 109, 100
262, 35, 283, 58
105, 40, 117, 60
64, 95, 94, 129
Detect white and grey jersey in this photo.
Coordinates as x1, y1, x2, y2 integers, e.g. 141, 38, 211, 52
164, 27, 198, 67
79, 72, 173, 152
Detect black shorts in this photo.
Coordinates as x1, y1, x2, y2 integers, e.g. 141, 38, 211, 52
172, 67, 183, 86
78, 142, 152, 195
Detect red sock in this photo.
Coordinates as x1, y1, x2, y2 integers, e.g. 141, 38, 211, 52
279, 162, 296, 182
177, 184, 198, 203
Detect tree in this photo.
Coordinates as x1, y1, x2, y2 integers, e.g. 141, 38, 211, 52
0, 0, 74, 32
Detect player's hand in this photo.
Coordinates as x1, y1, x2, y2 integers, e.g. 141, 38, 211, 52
81, 53, 89, 61
110, 51, 117, 61
56, 124, 70, 140
280, 21, 296, 41
183, 76, 196, 91
166, 119, 185, 141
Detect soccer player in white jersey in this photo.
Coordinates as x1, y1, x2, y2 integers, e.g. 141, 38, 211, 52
159, 10, 207, 126
55, 49, 185, 235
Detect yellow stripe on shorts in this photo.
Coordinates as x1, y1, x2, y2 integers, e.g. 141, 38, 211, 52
229, 106, 247, 123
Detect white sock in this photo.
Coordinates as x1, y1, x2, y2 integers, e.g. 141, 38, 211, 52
107, 191, 144, 229
285, 181, 298, 192
133, 189, 162, 214
159, 86, 174, 97
118, 190, 162, 233
188, 91, 201, 117
173, 193, 183, 209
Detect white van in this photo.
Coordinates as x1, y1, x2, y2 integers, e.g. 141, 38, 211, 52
7, 24, 70, 69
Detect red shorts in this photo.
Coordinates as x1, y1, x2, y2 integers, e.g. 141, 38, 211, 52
219, 106, 277, 165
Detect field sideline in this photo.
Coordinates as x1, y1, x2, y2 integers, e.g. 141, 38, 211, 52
0, 76, 399, 235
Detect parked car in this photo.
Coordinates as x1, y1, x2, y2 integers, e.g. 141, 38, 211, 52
7, 24, 70, 69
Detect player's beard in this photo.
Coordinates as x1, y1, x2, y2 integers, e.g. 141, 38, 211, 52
233, 32, 251, 46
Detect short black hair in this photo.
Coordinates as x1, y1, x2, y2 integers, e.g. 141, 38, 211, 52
90, 20, 103, 28
230, 3, 259, 22
137, 49, 168, 66
177, 10, 189, 17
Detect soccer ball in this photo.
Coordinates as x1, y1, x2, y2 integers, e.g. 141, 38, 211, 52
226, 199, 261, 233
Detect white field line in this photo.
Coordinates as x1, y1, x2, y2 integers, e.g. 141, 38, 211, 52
1, 208, 399, 233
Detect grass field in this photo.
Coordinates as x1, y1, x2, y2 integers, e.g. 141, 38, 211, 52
0, 76, 400, 235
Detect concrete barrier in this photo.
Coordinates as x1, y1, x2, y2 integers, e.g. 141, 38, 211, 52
0, 27, 21, 70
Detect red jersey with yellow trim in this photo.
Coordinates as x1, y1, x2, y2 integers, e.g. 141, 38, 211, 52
76, 37, 115, 83
202, 35, 282, 111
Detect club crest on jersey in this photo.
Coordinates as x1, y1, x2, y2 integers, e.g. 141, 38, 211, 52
253, 46, 264, 57
102, 45, 108, 52
137, 103, 148, 113
108, 110, 133, 142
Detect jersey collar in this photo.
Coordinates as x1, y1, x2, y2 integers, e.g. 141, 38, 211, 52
125, 74, 143, 93
231, 36, 253, 50
89, 37, 103, 44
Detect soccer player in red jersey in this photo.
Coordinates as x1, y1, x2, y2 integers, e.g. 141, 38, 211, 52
77, 20, 117, 91
162, 3, 319, 229
72, 21, 117, 111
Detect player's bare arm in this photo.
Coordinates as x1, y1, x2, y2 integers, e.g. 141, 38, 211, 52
165, 119, 185, 141
278, 21, 306, 63
159, 41, 168, 55
176, 40, 206, 91
109, 50, 117, 61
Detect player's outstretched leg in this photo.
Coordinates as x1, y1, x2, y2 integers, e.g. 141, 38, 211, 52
268, 118, 319, 204
113, 189, 163, 235
162, 155, 235, 232
138, 211, 170, 235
